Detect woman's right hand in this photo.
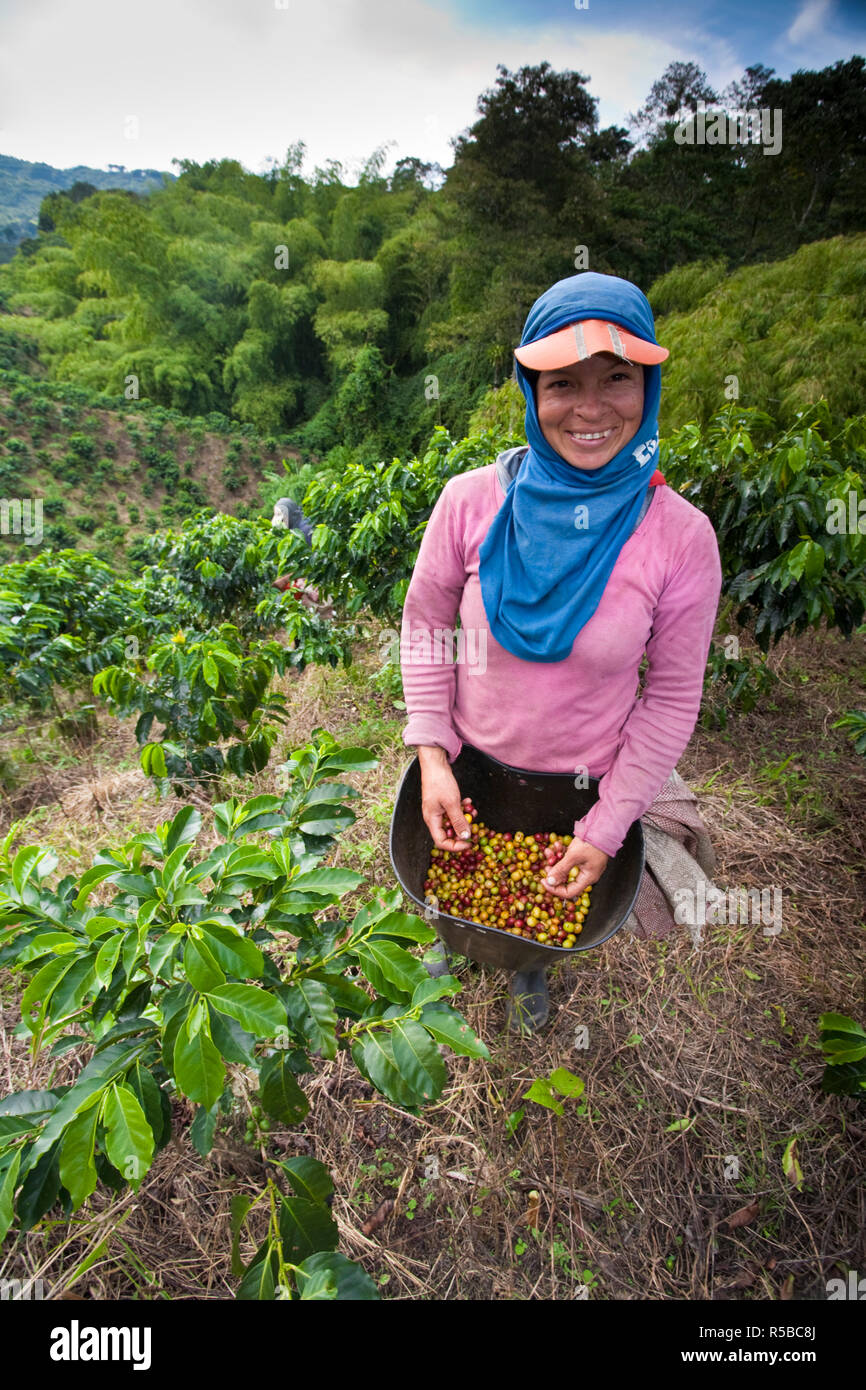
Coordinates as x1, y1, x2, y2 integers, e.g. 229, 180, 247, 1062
418, 745, 472, 852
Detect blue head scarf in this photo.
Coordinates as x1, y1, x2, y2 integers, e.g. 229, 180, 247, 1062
478, 271, 665, 663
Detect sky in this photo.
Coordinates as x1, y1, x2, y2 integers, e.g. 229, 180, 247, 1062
0, 0, 863, 181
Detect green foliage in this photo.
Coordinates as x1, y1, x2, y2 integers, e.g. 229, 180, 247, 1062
296, 425, 505, 619
522, 1067, 585, 1118
701, 640, 776, 729
647, 258, 729, 318
818, 1013, 866, 1098
661, 403, 866, 651
0, 549, 153, 711
467, 378, 526, 441
93, 625, 294, 790
134, 512, 289, 634
0, 731, 489, 1295
831, 709, 866, 756
655, 235, 866, 431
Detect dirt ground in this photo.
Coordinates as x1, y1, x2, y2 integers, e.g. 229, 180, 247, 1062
1, 621, 864, 1301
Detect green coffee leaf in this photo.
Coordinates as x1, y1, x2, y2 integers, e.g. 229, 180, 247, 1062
230, 1193, 253, 1277
172, 1010, 225, 1110
237, 1244, 278, 1301
197, 923, 264, 979
163, 805, 202, 855
58, 1102, 101, 1211
278, 1195, 338, 1264
354, 940, 428, 999
295, 1251, 378, 1301
0, 1149, 22, 1243
391, 1019, 447, 1102
283, 979, 337, 1059
206, 984, 286, 1037
190, 1102, 218, 1158
184, 936, 226, 993
101, 1083, 154, 1191
419, 1005, 490, 1059
277, 1156, 332, 1205
353, 1031, 416, 1108
259, 1054, 310, 1126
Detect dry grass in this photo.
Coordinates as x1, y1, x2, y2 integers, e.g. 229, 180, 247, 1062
1, 621, 864, 1301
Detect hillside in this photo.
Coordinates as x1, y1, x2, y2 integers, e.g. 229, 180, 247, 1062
0, 370, 305, 563
0, 57, 863, 458
0, 153, 174, 261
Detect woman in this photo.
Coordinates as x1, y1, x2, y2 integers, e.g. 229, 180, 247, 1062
399, 271, 722, 1032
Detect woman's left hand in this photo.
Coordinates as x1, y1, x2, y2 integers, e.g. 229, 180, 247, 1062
541, 836, 609, 899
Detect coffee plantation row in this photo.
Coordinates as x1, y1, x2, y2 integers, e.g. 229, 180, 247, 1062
2, 403, 864, 786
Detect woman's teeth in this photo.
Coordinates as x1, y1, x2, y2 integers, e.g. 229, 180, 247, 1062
567, 429, 613, 440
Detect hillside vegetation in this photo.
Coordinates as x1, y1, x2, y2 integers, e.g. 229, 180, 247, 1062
0, 370, 309, 563
0, 153, 173, 262
471, 236, 866, 435
0, 56, 863, 461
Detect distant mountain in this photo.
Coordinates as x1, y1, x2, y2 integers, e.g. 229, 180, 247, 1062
0, 154, 175, 261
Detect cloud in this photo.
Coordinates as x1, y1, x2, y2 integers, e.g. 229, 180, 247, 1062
786, 0, 834, 45
0, 0, 762, 178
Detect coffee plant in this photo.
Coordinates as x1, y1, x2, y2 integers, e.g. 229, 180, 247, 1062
0, 731, 488, 1298
93, 626, 295, 790
818, 1013, 866, 1098
661, 402, 866, 650
0, 550, 155, 713
831, 708, 866, 756
295, 426, 505, 620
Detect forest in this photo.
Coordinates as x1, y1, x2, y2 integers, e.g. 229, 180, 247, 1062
0, 54, 863, 1307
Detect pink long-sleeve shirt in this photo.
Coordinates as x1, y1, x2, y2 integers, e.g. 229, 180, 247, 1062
400, 461, 722, 857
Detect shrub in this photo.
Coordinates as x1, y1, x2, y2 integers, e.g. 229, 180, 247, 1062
662, 402, 866, 649
0, 732, 489, 1295
66, 432, 96, 462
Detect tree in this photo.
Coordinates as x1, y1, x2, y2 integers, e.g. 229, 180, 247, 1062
628, 61, 719, 145
449, 61, 598, 216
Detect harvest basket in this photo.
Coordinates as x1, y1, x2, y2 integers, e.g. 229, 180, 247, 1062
389, 743, 645, 971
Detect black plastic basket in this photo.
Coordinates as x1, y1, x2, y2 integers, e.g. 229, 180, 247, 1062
389, 743, 645, 971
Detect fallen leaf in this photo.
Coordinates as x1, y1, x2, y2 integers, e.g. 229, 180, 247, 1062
782, 1137, 804, 1191
780, 1274, 795, 1300
720, 1201, 760, 1232
666, 1116, 697, 1134
361, 1198, 395, 1238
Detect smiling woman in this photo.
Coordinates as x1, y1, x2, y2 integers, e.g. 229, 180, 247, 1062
399, 270, 723, 1034
535, 353, 645, 470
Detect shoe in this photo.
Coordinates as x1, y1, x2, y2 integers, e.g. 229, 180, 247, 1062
423, 941, 452, 979
506, 969, 550, 1035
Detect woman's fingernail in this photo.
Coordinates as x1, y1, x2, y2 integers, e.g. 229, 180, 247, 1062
546, 874, 556, 886
460, 831, 470, 839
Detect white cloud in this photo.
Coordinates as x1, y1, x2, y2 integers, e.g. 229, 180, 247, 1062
0, 0, 760, 179
786, 0, 834, 46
